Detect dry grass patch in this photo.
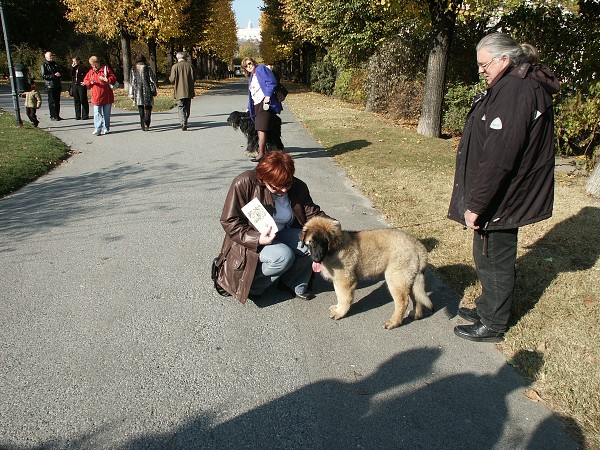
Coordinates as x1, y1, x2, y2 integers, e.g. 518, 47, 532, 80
285, 87, 600, 449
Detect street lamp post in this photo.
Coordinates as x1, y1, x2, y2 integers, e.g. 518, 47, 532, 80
0, 0, 23, 126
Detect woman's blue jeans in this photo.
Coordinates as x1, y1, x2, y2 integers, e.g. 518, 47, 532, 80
93, 103, 111, 132
250, 227, 312, 296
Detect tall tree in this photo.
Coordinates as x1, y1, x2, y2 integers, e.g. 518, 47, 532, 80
417, 0, 461, 137
197, 0, 237, 76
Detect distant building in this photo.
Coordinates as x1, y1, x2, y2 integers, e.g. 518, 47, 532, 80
237, 20, 261, 42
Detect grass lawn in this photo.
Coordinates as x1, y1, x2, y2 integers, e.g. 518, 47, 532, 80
0, 110, 71, 196
1, 80, 599, 449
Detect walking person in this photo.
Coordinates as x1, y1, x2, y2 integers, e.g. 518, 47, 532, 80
129, 54, 157, 131
169, 52, 196, 131
83, 56, 117, 136
20, 81, 42, 127
448, 33, 560, 343
242, 57, 284, 162
40, 51, 63, 121
70, 56, 89, 120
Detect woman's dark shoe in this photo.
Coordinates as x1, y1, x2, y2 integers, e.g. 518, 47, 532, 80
247, 291, 263, 301
277, 281, 314, 300
454, 321, 504, 343
458, 307, 480, 323
250, 156, 263, 163
295, 290, 315, 300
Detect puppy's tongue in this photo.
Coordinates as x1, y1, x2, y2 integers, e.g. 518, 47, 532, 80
312, 262, 322, 273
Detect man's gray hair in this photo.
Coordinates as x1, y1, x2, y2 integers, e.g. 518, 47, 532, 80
476, 33, 539, 65
176, 52, 187, 61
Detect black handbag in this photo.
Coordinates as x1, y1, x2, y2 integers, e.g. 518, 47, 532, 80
275, 83, 288, 102
211, 256, 231, 297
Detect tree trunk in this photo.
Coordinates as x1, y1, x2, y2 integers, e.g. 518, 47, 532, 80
292, 45, 301, 83
301, 42, 316, 85
147, 39, 158, 85
417, 0, 460, 138
586, 157, 600, 198
165, 41, 173, 77
120, 30, 132, 92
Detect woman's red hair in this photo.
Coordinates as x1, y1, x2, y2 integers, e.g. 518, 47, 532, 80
256, 151, 295, 187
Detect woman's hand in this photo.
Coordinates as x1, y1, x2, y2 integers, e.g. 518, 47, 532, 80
264, 95, 270, 104
258, 227, 276, 245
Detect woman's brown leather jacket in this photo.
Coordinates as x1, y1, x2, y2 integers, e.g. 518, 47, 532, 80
217, 169, 330, 303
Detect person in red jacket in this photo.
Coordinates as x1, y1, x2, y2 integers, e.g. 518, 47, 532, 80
83, 56, 117, 136
448, 33, 560, 342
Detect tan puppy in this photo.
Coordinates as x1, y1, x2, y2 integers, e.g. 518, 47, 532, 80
300, 217, 433, 329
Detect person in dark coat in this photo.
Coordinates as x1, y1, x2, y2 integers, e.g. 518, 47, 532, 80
129, 54, 157, 131
41, 51, 63, 121
169, 52, 197, 131
448, 33, 560, 342
71, 56, 89, 120
216, 151, 332, 303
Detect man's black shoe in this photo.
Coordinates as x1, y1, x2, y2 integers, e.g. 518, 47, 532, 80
454, 321, 504, 343
458, 307, 480, 323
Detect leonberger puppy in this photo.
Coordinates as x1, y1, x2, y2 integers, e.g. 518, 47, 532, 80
300, 217, 433, 329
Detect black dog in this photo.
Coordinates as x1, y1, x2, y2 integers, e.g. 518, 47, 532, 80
227, 111, 284, 153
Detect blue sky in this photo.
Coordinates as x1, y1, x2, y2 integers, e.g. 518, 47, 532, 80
232, 0, 264, 28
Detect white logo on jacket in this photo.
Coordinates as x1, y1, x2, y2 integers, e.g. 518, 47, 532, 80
489, 117, 503, 129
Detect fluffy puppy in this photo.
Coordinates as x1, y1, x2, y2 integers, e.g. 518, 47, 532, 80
226, 111, 284, 154
300, 217, 433, 329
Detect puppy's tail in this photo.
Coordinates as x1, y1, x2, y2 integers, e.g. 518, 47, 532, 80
412, 271, 434, 319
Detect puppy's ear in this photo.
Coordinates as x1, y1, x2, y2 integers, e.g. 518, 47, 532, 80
299, 226, 307, 244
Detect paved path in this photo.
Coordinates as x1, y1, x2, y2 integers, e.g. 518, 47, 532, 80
0, 81, 577, 449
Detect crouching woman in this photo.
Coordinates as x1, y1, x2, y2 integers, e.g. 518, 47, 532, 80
215, 151, 332, 302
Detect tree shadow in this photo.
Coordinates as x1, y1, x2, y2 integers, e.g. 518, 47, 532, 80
510, 206, 600, 324
328, 139, 371, 156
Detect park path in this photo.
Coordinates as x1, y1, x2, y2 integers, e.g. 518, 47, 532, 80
0, 81, 577, 449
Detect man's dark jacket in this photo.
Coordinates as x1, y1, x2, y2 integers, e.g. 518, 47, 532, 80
41, 60, 62, 89
448, 63, 560, 230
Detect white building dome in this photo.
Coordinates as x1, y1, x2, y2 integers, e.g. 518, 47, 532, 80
237, 20, 261, 42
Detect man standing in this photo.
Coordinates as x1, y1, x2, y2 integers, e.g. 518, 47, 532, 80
41, 51, 63, 121
169, 52, 196, 131
448, 33, 560, 343
71, 56, 89, 120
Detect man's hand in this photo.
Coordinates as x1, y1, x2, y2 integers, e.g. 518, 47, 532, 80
465, 210, 480, 230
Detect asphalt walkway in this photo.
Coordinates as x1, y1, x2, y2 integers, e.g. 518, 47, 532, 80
0, 80, 578, 449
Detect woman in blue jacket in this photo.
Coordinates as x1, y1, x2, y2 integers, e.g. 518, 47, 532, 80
242, 57, 283, 162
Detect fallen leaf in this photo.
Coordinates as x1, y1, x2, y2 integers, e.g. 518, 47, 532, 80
524, 389, 543, 402
537, 341, 548, 353
583, 296, 596, 307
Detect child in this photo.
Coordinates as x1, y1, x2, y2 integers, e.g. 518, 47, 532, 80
21, 82, 42, 127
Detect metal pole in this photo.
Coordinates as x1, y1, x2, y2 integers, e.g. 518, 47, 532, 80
0, 0, 23, 126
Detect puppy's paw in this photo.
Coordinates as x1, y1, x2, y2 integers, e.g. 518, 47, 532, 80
383, 319, 401, 330
329, 305, 349, 320
410, 310, 423, 320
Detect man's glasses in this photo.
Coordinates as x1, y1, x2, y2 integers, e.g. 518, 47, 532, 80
477, 56, 497, 71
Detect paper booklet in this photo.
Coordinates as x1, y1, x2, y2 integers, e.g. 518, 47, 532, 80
241, 198, 279, 234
